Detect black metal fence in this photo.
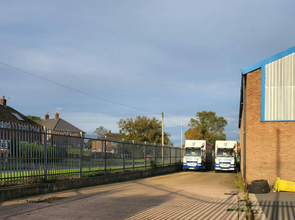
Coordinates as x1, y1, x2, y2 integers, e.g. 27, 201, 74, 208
0, 122, 182, 185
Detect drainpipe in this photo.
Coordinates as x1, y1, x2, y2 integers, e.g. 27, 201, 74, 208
242, 74, 246, 181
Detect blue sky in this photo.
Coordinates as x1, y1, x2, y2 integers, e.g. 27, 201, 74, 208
1, 1, 295, 146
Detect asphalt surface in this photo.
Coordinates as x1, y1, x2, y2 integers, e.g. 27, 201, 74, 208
255, 191, 295, 220
1, 171, 243, 220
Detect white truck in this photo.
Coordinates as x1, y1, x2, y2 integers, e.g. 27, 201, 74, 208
215, 140, 237, 172
183, 140, 213, 171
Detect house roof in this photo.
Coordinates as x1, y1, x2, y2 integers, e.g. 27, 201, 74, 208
242, 46, 295, 75
39, 118, 84, 133
104, 132, 121, 139
0, 104, 40, 127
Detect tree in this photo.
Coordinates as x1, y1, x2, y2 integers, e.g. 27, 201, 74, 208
117, 116, 172, 145
26, 115, 42, 123
93, 126, 108, 138
185, 124, 212, 142
187, 111, 227, 146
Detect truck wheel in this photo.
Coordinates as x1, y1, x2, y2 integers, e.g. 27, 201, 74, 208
183, 168, 187, 171
251, 179, 268, 186
215, 170, 219, 173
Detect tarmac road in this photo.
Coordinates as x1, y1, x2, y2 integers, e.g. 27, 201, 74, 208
255, 191, 295, 220
0, 171, 243, 220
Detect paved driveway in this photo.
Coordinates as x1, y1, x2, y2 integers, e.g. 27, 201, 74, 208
0, 171, 242, 220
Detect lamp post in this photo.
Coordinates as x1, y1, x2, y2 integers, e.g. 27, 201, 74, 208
173, 117, 183, 148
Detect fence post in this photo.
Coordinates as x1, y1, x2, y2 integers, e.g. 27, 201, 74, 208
104, 136, 107, 175
132, 140, 134, 172
154, 143, 156, 166
170, 146, 172, 166
79, 132, 83, 178
144, 142, 147, 170
163, 145, 165, 167
44, 127, 47, 181
122, 139, 125, 173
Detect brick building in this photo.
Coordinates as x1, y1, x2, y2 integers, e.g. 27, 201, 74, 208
0, 96, 42, 150
239, 46, 295, 185
92, 130, 121, 153
39, 112, 85, 149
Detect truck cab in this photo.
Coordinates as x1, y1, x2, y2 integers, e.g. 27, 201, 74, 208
215, 141, 237, 172
183, 140, 213, 171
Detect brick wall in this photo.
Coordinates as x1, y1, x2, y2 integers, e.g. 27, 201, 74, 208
244, 69, 295, 185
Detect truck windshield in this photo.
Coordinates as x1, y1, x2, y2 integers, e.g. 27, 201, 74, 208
184, 148, 201, 156
217, 149, 234, 157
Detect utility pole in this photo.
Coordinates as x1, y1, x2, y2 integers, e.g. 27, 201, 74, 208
173, 117, 183, 148
162, 112, 164, 164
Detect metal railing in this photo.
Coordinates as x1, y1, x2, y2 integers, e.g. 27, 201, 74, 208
0, 122, 182, 185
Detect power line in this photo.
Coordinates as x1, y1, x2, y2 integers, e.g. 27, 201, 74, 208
165, 116, 180, 127
0, 61, 154, 113
13, 105, 160, 116
1, 61, 187, 126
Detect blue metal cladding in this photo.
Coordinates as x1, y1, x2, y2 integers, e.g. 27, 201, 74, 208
241, 46, 295, 122
262, 64, 270, 122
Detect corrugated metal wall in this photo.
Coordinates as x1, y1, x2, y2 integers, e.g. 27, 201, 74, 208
265, 52, 295, 121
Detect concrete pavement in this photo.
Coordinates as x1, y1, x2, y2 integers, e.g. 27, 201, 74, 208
0, 171, 263, 219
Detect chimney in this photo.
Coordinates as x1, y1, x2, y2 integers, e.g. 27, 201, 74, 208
108, 130, 111, 133
0, 96, 7, 106
45, 113, 49, 120
55, 112, 59, 119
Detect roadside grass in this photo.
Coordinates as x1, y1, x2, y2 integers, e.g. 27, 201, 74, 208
1, 165, 27, 170
0, 163, 167, 182
1, 159, 179, 184
53, 159, 145, 167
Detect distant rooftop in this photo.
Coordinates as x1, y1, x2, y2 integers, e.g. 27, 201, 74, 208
0, 96, 40, 126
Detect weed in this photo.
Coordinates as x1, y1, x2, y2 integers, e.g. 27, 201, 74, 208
235, 173, 258, 220
150, 160, 158, 169
227, 173, 259, 219
26, 196, 56, 203
269, 184, 275, 192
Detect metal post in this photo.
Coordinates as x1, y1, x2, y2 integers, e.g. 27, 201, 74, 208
154, 143, 156, 166
132, 140, 134, 172
162, 112, 164, 164
79, 132, 83, 178
144, 142, 147, 170
44, 127, 47, 181
104, 136, 107, 175
163, 145, 165, 167
170, 146, 172, 165
172, 117, 183, 148
122, 139, 125, 173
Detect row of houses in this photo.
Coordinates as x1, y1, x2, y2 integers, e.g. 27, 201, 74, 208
0, 96, 120, 153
